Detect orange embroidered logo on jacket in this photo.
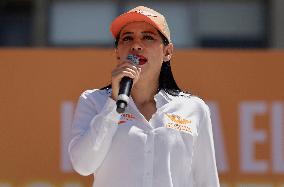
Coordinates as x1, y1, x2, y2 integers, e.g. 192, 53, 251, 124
165, 113, 192, 133
118, 113, 135, 124
165, 113, 191, 125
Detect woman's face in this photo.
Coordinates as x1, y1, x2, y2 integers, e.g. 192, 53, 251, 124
116, 21, 173, 79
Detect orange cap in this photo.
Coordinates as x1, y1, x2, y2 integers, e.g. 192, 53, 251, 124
110, 6, 171, 42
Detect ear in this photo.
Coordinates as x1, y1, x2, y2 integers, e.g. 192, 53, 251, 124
163, 43, 174, 62
114, 48, 120, 60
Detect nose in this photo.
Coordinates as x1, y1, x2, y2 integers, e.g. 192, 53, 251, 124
131, 40, 143, 51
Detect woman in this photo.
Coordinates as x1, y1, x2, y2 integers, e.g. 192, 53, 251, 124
69, 6, 220, 187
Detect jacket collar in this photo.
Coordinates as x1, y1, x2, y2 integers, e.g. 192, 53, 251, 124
104, 88, 172, 109
154, 89, 172, 108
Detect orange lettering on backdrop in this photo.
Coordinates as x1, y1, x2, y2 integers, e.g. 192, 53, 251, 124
0, 49, 283, 186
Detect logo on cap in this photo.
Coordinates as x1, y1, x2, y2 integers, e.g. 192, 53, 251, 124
134, 10, 158, 18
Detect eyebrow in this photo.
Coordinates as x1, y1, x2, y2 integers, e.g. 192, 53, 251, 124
120, 31, 157, 37
121, 32, 133, 37
142, 31, 157, 35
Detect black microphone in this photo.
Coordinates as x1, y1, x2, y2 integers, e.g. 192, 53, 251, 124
116, 54, 140, 113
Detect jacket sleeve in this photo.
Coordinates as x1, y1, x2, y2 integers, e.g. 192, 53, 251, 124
191, 104, 220, 187
68, 91, 121, 176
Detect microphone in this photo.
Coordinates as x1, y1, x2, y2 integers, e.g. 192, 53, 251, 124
116, 54, 141, 113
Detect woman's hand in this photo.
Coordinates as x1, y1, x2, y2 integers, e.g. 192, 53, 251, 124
110, 61, 141, 101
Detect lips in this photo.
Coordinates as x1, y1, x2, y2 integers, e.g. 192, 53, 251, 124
135, 55, 148, 65
128, 54, 148, 65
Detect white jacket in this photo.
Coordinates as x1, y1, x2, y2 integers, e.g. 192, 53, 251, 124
69, 88, 220, 187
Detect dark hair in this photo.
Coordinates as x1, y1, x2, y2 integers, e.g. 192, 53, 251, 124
101, 31, 189, 97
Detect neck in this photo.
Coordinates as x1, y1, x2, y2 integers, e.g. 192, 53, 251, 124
131, 77, 159, 105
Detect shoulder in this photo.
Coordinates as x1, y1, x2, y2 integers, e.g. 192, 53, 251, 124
188, 95, 209, 110
168, 92, 209, 117
172, 92, 208, 108
189, 95, 210, 116
80, 88, 110, 99
78, 88, 111, 106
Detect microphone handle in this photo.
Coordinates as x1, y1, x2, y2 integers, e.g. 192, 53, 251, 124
116, 77, 133, 113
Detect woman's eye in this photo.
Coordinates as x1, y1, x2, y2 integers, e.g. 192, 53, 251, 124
143, 35, 154, 40
122, 36, 133, 41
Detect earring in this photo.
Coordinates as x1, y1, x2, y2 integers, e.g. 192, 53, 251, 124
164, 55, 170, 61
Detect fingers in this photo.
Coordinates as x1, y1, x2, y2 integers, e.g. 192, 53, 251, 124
116, 61, 141, 71
112, 67, 137, 79
110, 61, 141, 101
112, 61, 141, 81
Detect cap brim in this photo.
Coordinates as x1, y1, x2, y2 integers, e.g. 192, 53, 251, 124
110, 12, 160, 39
